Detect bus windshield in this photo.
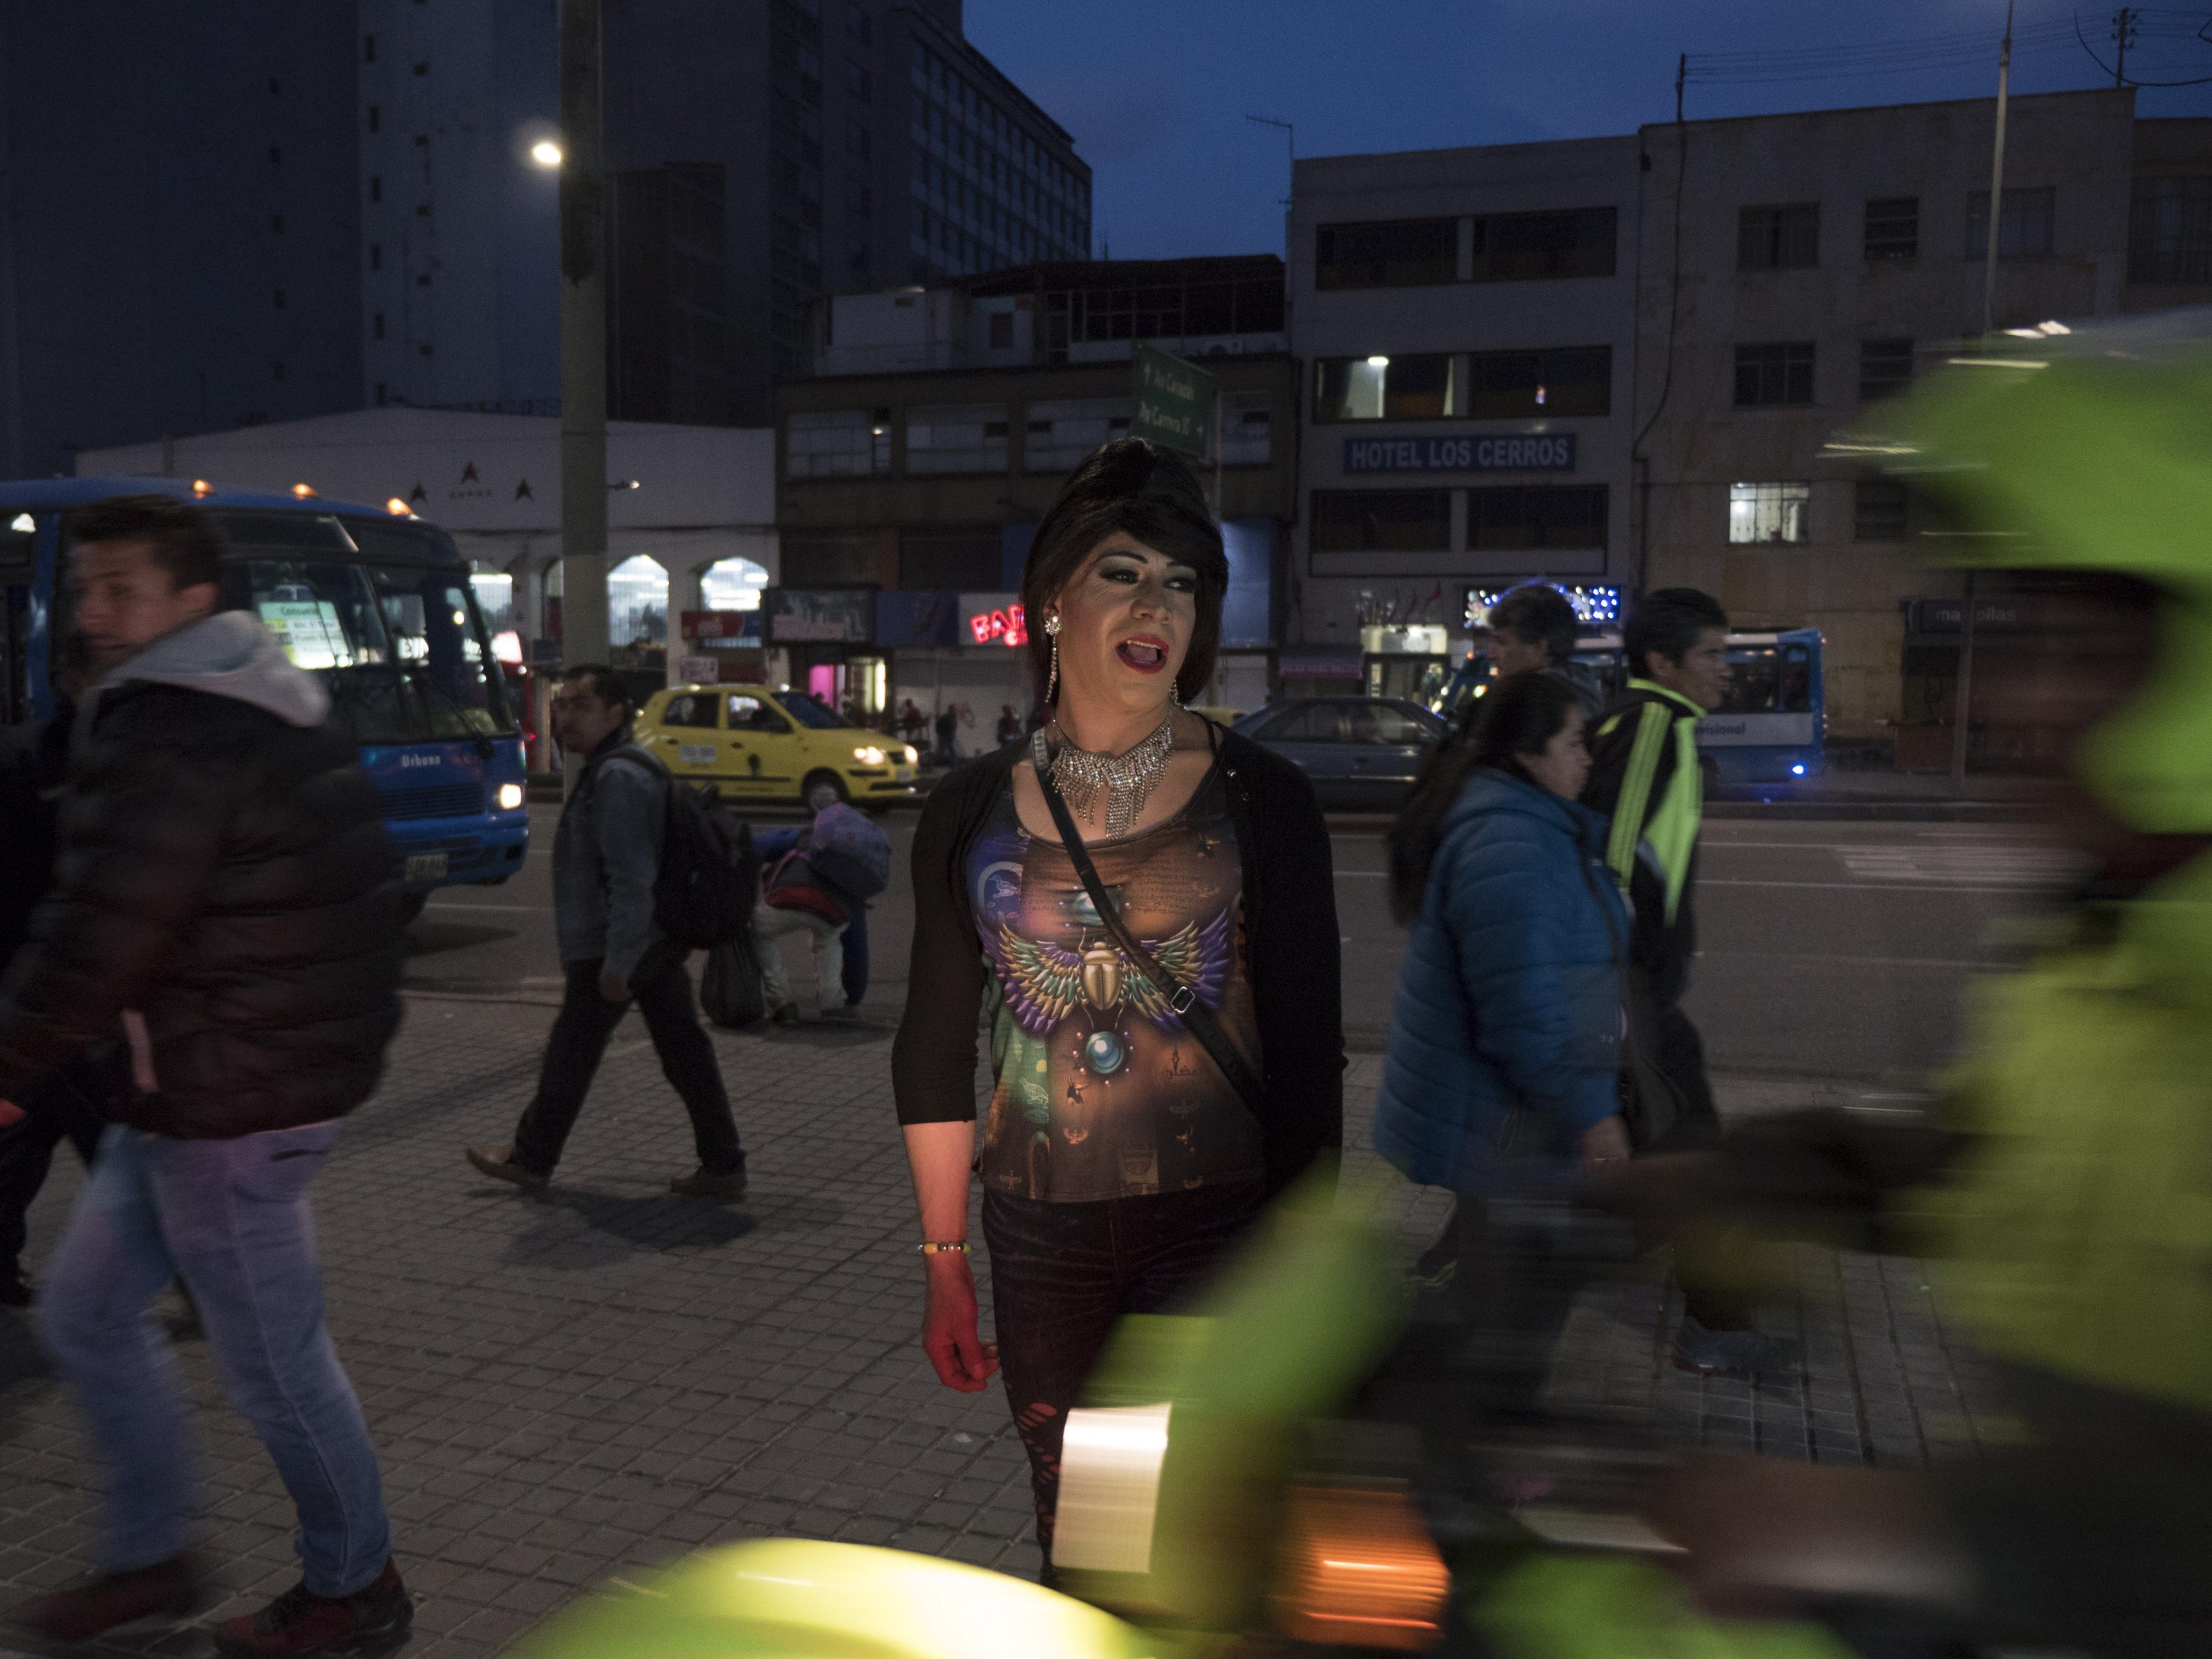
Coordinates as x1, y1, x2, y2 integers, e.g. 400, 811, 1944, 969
212, 511, 515, 744
1715, 645, 1814, 715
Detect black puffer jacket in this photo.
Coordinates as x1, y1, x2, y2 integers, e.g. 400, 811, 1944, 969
0, 613, 403, 1138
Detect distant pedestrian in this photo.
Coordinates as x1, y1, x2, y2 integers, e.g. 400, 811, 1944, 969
752, 804, 886, 1022
1584, 587, 1791, 1376
0, 494, 411, 1655
933, 702, 959, 766
899, 699, 926, 747
995, 704, 1022, 745
466, 665, 747, 1198
1483, 581, 1605, 723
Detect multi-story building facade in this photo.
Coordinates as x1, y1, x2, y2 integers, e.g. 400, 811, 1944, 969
1293, 89, 2212, 752
775, 257, 1289, 748
1, 0, 1085, 482
1634, 86, 2212, 750
1286, 138, 1644, 698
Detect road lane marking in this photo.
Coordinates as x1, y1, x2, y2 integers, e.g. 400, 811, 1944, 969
1834, 845, 2080, 885
423, 902, 550, 914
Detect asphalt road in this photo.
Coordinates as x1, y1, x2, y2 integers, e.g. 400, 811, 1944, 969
408, 805, 2069, 1087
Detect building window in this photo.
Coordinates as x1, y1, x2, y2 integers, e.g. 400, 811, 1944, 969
846, 59, 871, 101
846, 118, 870, 160
2128, 175, 2212, 284
273, 288, 286, 309
1965, 185, 2055, 259
369, 176, 381, 203
1312, 354, 1457, 422
1309, 489, 1452, 554
1738, 203, 1819, 271
1468, 485, 1608, 551
366, 105, 380, 134
786, 408, 891, 478
1024, 397, 1132, 472
1854, 478, 1910, 541
1219, 392, 1272, 467
906, 403, 1008, 474
369, 243, 380, 271
363, 33, 376, 62
373, 313, 385, 340
1729, 482, 1810, 545
1858, 338, 1914, 402
271, 211, 285, 233
1734, 342, 1815, 407
1864, 196, 1918, 261
1469, 207, 1615, 282
1315, 218, 1457, 289
1467, 346, 1610, 419
987, 311, 1013, 349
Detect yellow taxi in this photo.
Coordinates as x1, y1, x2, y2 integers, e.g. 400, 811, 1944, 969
635, 684, 919, 810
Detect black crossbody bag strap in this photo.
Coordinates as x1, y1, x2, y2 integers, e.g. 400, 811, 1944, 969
1029, 732, 1268, 1124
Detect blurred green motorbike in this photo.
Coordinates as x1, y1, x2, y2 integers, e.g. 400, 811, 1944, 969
508, 1181, 1852, 1659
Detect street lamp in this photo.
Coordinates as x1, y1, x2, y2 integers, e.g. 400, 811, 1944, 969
530, 139, 563, 169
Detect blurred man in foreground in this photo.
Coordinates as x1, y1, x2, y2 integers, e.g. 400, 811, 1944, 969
0, 495, 410, 1656
1622, 322, 2212, 1654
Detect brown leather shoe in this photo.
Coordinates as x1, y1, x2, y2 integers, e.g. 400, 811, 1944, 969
669, 1166, 748, 1200
9, 1554, 208, 1641
465, 1144, 548, 1191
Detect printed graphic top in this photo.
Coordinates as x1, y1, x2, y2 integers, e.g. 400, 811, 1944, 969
967, 759, 1265, 1202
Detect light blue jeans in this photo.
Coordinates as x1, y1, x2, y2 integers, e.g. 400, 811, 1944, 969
36, 1123, 392, 1596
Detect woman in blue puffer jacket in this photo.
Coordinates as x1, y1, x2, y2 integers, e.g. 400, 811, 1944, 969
1375, 672, 1630, 1196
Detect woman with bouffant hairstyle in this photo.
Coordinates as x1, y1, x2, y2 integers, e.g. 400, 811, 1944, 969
891, 439, 1343, 1573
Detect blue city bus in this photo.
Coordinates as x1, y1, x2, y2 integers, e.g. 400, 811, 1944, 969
1430, 625, 1826, 785
2, 478, 528, 919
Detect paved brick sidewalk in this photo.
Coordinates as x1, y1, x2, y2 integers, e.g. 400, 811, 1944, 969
0, 997, 1999, 1658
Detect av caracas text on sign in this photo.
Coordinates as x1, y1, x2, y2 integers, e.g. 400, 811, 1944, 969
1343, 433, 1577, 474
1131, 342, 1213, 458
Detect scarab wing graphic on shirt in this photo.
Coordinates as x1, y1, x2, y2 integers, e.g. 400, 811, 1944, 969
986, 910, 1233, 1035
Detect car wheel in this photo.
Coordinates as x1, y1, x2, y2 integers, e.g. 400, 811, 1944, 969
396, 891, 428, 926
801, 770, 849, 813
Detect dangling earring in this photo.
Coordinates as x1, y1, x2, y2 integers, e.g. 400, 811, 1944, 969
1044, 613, 1060, 704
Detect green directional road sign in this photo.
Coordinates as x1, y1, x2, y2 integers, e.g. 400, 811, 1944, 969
1131, 342, 1213, 458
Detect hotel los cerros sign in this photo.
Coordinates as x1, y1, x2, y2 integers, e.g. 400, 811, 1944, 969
1343, 433, 1577, 473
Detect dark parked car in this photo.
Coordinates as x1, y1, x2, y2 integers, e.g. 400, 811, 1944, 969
1232, 697, 1445, 810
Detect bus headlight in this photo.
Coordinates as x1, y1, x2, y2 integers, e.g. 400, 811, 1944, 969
853, 745, 886, 766
497, 783, 525, 810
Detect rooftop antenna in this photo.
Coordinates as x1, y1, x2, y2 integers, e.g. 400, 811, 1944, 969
1246, 114, 1294, 259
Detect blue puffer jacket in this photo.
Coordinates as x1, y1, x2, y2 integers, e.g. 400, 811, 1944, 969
1374, 767, 1628, 1193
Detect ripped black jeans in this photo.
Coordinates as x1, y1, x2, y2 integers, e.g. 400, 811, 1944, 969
982, 1180, 1263, 1565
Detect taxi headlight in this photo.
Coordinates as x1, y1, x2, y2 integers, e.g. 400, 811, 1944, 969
497, 782, 525, 811
853, 745, 886, 766
902, 744, 918, 764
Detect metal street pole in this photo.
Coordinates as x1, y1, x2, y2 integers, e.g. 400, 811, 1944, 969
1980, 0, 2014, 336
1957, 0, 2013, 790
559, 0, 610, 674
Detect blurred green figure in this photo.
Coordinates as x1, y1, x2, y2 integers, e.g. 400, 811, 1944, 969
1627, 314, 2212, 1653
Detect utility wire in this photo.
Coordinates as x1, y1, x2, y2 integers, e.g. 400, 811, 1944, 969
1681, 10, 2212, 86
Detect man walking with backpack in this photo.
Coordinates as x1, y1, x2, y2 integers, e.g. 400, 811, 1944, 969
465, 665, 747, 1197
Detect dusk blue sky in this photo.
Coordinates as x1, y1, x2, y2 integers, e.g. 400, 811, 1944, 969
965, 1, 2212, 260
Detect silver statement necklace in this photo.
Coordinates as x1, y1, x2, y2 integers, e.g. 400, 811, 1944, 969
1048, 716, 1175, 838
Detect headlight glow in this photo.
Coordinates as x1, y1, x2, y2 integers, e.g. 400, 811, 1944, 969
903, 744, 918, 764
497, 783, 525, 810
853, 745, 886, 766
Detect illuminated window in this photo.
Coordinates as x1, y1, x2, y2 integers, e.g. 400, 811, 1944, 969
1729, 482, 1810, 545
701, 558, 768, 611
1313, 355, 1457, 422
608, 555, 668, 647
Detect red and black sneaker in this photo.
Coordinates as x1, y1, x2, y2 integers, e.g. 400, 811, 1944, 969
213, 1559, 413, 1658
7, 1554, 209, 1641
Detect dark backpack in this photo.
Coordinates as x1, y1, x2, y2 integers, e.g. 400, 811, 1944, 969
604, 747, 760, 949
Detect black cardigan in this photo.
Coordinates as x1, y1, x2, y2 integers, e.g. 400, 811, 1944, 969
891, 725, 1345, 1197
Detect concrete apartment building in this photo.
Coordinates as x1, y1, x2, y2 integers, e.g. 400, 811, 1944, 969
1293, 87, 2212, 751
1634, 87, 2211, 749
775, 256, 1291, 740
1287, 137, 1643, 698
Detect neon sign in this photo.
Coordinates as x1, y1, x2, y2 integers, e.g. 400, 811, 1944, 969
967, 602, 1028, 648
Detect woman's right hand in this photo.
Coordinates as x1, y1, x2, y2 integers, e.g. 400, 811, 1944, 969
921, 1252, 1000, 1392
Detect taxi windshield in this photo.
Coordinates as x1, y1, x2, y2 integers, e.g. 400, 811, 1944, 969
778, 691, 849, 730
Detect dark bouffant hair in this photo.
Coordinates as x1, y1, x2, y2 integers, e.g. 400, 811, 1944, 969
64, 493, 223, 592
1019, 438, 1228, 707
